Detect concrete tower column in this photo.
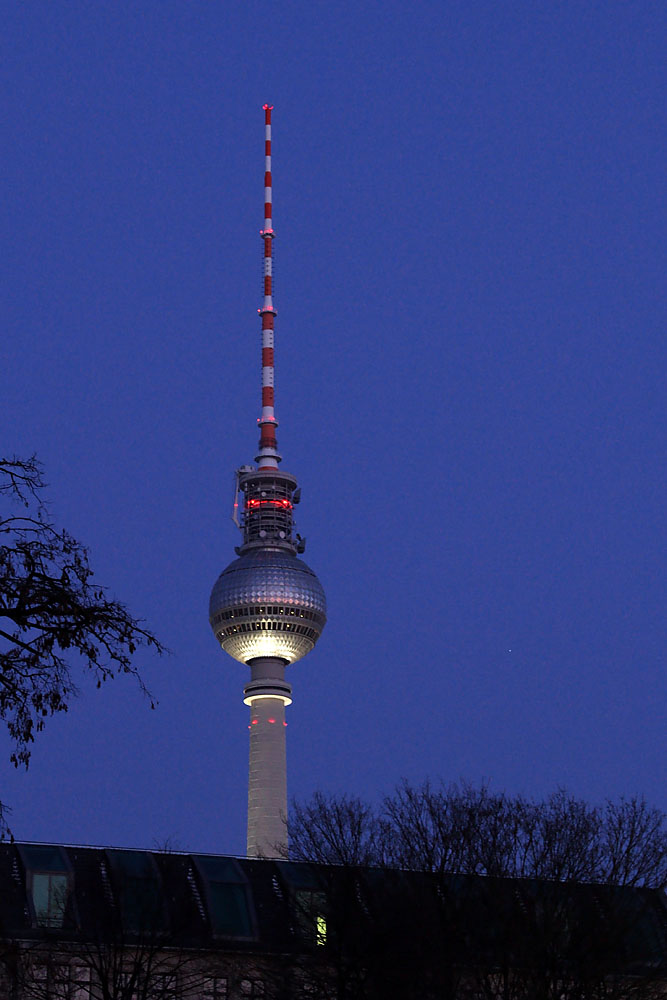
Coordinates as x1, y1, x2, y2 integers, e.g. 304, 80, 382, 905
244, 657, 292, 857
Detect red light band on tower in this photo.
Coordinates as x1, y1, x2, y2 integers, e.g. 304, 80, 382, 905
257, 104, 280, 469
245, 497, 293, 510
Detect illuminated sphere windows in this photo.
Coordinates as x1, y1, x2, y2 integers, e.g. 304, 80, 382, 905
209, 548, 326, 665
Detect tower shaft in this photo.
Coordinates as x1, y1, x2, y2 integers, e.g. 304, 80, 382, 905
245, 657, 292, 857
247, 698, 287, 856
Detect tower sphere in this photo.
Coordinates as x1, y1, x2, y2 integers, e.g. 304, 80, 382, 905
209, 548, 326, 665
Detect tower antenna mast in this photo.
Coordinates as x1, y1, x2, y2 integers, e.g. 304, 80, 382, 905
257, 104, 279, 470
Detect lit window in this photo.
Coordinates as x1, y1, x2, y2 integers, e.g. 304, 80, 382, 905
279, 865, 329, 950
294, 889, 328, 945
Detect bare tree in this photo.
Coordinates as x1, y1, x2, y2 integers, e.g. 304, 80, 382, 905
288, 784, 667, 1000
288, 793, 387, 868
13, 938, 209, 1000
0, 456, 165, 825
13, 941, 273, 1000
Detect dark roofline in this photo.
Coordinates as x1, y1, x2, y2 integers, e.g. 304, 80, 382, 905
1, 841, 665, 973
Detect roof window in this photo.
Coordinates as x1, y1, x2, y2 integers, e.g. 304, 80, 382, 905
192, 855, 255, 939
106, 850, 165, 934
277, 862, 328, 947
19, 845, 73, 929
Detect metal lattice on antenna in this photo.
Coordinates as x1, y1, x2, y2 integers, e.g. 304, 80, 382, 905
257, 104, 279, 470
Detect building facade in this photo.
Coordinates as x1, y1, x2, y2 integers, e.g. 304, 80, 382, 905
1, 841, 666, 1000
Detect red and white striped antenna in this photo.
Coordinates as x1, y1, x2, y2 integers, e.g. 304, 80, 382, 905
256, 104, 279, 470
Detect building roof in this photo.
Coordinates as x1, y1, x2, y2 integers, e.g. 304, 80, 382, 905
2, 841, 666, 974
0, 842, 315, 953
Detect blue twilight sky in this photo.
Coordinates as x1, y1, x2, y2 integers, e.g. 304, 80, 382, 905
2, 1, 665, 855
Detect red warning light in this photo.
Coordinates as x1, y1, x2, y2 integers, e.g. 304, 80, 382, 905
245, 498, 293, 511
251, 719, 259, 725
268, 718, 276, 724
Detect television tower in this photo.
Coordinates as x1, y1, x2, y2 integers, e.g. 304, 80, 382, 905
209, 106, 327, 859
